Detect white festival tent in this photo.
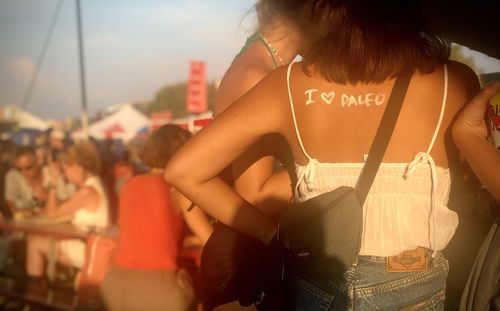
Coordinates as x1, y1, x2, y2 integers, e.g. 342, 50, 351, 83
0, 105, 50, 131
72, 103, 151, 143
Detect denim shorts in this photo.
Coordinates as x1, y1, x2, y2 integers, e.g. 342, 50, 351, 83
287, 251, 448, 310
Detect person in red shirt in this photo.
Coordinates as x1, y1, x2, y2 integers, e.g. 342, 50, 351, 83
100, 124, 213, 311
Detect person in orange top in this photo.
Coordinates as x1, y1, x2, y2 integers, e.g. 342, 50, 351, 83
100, 124, 213, 311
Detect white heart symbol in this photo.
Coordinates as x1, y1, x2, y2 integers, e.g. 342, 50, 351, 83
320, 92, 335, 105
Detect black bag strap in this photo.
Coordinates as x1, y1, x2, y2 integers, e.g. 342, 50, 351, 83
355, 72, 412, 205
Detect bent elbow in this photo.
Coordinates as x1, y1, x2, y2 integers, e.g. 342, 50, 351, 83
164, 161, 193, 190
164, 163, 181, 187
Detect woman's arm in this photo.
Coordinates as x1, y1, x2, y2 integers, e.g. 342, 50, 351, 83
165, 68, 289, 243
44, 163, 100, 218
44, 186, 99, 218
235, 162, 292, 220
452, 81, 500, 200
171, 187, 213, 245
216, 64, 293, 219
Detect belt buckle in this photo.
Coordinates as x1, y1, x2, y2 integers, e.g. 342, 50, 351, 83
386, 247, 427, 272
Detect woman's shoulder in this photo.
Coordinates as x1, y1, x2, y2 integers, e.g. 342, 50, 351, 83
215, 62, 274, 114
445, 60, 476, 75
74, 183, 100, 206
444, 60, 480, 112
412, 60, 476, 85
445, 60, 480, 93
411, 61, 479, 111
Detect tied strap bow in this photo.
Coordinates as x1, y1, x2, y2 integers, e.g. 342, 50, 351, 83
295, 158, 320, 198
403, 151, 439, 257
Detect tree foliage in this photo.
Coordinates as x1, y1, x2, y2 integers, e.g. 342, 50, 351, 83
140, 81, 218, 118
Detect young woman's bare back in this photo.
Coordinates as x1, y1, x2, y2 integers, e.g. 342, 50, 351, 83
279, 60, 479, 169
164, 60, 478, 242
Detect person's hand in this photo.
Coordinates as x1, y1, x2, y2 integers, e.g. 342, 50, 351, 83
49, 162, 60, 186
33, 184, 48, 202
454, 81, 500, 140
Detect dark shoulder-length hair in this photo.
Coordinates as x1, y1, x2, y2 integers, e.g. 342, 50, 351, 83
139, 124, 191, 169
301, 0, 450, 83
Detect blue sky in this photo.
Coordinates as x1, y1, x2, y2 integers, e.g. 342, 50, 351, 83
1, 1, 499, 120
0, 0, 255, 119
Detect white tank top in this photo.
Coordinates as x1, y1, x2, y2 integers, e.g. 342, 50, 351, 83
71, 175, 109, 231
286, 62, 458, 257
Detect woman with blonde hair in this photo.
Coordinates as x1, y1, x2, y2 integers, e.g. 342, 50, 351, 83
26, 141, 109, 281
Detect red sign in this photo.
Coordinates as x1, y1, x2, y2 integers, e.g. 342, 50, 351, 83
150, 110, 173, 131
193, 117, 211, 127
186, 60, 207, 114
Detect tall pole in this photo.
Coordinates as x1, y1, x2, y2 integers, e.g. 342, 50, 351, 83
21, 0, 63, 111
76, 0, 89, 140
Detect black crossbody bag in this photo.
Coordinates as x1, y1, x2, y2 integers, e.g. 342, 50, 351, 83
281, 72, 412, 278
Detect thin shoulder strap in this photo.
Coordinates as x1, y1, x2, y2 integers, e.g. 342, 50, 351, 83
258, 33, 280, 69
233, 32, 279, 69
286, 62, 313, 162
355, 71, 413, 205
426, 64, 449, 154
233, 32, 260, 62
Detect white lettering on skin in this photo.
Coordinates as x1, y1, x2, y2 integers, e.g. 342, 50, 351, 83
305, 89, 386, 107
339, 93, 386, 107
365, 93, 375, 106
375, 94, 386, 106
320, 92, 335, 105
304, 89, 318, 105
340, 94, 352, 107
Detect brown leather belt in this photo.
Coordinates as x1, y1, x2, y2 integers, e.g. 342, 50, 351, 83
386, 247, 428, 272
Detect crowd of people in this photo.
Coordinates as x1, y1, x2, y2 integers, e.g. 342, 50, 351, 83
0, 0, 499, 310
0, 124, 215, 310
